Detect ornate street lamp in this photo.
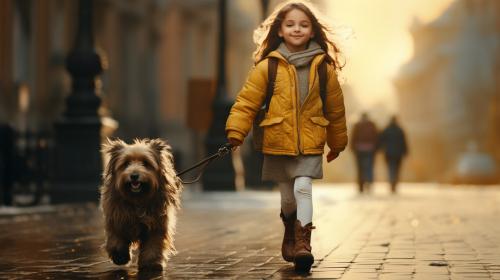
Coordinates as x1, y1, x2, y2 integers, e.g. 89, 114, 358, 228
202, 0, 236, 191
51, 0, 103, 203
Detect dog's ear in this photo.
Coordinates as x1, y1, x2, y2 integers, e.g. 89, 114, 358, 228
149, 138, 174, 163
149, 138, 182, 208
101, 138, 126, 175
102, 137, 125, 156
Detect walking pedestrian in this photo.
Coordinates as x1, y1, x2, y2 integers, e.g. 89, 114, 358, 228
378, 116, 408, 193
351, 113, 378, 193
225, 1, 348, 272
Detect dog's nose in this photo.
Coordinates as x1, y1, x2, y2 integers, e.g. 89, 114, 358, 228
130, 174, 139, 181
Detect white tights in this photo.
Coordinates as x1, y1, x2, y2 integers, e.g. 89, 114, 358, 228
279, 176, 312, 226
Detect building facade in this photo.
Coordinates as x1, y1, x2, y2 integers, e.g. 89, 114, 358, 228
394, 0, 499, 182
0, 0, 273, 175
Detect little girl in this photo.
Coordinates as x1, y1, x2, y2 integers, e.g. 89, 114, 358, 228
226, 0, 347, 272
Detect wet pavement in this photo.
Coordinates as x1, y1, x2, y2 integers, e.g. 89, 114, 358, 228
1, 183, 500, 279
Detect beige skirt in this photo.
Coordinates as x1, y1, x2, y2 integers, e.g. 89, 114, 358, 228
262, 154, 323, 182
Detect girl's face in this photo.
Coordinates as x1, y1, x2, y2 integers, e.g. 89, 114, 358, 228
278, 8, 314, 52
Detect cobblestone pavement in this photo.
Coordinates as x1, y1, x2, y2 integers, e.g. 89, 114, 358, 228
1, 183, 500, 279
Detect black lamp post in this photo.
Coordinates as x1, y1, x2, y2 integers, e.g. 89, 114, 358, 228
260, 0, 270, 19
244, 0, 273, 188
202, 0, 236, 191
51, 0, 103, 203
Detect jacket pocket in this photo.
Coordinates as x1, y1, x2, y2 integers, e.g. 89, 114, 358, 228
309, 116, 329, 147
259, 116, 285, 127
260, 116, 285, 148
310, 116, 330, 126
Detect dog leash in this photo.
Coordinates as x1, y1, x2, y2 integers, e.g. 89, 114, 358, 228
175, 143, 233, 184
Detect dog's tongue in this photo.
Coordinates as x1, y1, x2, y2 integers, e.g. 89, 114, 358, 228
132, 181, 141, 188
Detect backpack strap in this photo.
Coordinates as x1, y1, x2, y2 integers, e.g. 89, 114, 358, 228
264, 57, 278, 113
318, 59, 328, 115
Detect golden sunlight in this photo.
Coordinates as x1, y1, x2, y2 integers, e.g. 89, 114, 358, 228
324, 0, 456, 113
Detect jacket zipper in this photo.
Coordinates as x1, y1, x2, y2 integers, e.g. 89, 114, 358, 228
291, 66, 301, 154
293, 60, 319, 154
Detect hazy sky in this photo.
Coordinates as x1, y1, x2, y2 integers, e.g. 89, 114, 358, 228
324, 0, 456, 113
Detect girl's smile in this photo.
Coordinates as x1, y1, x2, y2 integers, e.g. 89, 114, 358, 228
278, 8, 314, 52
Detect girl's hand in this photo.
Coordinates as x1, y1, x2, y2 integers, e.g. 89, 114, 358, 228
228, 138, 242, 149
326, 150, 339, 162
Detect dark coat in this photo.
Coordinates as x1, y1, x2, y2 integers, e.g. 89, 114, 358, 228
378, 123, 407, 158
351, 119, 378, 152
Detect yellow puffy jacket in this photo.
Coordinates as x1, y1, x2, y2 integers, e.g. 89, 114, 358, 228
226, 51, 348, 156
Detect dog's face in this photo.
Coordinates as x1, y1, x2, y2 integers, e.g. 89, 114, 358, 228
100, 138, 182, 268
115, 144, 159, 197
102, 138, 174, 201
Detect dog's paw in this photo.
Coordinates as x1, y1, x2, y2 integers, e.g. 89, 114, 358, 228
139, 263, 163, 272
110, 249, 130, 265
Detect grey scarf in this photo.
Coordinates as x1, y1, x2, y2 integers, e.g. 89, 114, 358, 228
277, 41, 324, 105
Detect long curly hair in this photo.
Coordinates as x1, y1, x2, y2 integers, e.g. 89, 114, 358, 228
253, 0, 345, 70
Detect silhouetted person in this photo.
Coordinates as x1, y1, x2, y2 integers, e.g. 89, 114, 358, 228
378, 116, 408, 193
351, 113, 378, 193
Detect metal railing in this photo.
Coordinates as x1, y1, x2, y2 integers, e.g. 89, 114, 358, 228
1, 125, 52, 206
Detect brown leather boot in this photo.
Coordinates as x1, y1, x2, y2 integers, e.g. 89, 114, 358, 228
280, 211, 296, 262
293, 220, 315, 272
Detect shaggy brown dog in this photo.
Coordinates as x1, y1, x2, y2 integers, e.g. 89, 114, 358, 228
100, 138, 182, 271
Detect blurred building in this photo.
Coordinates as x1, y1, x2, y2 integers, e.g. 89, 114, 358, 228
394, 0, 499, 182
0, 0, 383, 186
0, 0, 271, 176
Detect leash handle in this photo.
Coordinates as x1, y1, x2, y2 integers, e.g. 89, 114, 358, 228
176, 143, 233, 184
218, 143, 233, 157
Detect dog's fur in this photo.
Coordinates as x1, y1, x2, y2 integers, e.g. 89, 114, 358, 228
100, 138, 182, 271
